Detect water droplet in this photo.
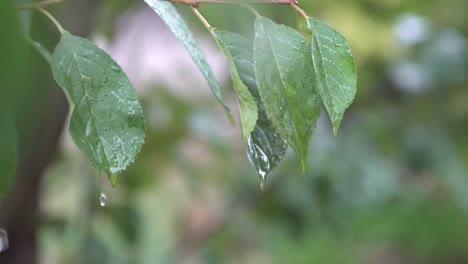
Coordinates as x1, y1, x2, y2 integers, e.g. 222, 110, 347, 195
111, 65, 121, 73
99, 192, 107, 207
259, 168, 266, 191
0, 229, 9, 252
247, 136, 270, 191
332, 38, 343, 47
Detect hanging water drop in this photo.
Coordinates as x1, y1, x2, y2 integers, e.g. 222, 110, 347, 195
0, 228, 9, 252
258, 169, 267, 191
99, 192, 107, 207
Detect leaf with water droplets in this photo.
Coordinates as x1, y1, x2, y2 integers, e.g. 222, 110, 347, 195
215, 32, 288, 184
143, 0, 233, 124
51, 31, 145, 185
254, 17, 321, 171
308, 18, 357, 134
211, 31, 258, 142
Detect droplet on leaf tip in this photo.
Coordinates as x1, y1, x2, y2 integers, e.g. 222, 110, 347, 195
0, 229, 9, 252
258, 169, 267, 191
99, 192, 107, 207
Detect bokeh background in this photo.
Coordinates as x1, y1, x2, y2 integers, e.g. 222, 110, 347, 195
1, 0, 468, 263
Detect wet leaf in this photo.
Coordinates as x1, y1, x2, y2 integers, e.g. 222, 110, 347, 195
143, 0, 233, 124
51, 32, 145, 184
254, 17, 321, 171
211, 31, 258, 142
308, 18, 357, 134
215, 32, 288, 184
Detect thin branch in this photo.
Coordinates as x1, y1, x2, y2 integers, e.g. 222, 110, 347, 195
164, 0, 296, 6
37, 7, 65, 34
290, 1, 308, 19
16, 0, 62, 10
191, 6, 213, 30
237, 3, 261, 17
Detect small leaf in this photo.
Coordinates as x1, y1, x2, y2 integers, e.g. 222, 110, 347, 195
254, 17, 321, 171
211, 31, 258, 141
26, 37, 52, 64
216, 32, 288, 183
51, 32, 145, 184
143, 0, 234, 124
308, 18, 357, 134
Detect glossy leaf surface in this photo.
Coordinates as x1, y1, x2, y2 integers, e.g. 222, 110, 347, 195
211, 31, 258, 141
212, 31, 288, 185
254, 17, 321, 171
308, 18, 357, 133
51, 32, 145, 184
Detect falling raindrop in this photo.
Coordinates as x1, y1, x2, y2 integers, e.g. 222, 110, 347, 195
0, 229, 8, 252
99, 192, 107, 207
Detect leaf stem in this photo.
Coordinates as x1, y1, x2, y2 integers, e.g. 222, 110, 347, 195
290, 1, 308, 19
191, 6, 213, 30
16, 0, 62, 10
37, 7, 65, 34
166, 0, 295, 5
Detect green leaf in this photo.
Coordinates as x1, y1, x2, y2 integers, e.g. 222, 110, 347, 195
254, 17, 321, 171
308, 18, 357, 134
0, 115, 17, 200
143, 0, 234, 124
26, 37, 52, 64
214, 32, 288, 184
51, 31, 146, 184
211, 31, 258, 142
0, 0, 23, 199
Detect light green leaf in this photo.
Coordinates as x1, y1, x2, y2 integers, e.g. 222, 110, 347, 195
215, 32, 288, 185
308, 18, 357, 134
211, 31, 258, 142
254, 17, 321, 171
51, 32, 145, 184
143, 0, 234, 124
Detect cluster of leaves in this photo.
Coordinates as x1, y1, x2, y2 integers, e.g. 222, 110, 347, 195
144, 0, 357, 186
2, 0, 356, 194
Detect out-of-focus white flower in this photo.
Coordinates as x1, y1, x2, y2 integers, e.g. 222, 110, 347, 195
393, 14, 430, 47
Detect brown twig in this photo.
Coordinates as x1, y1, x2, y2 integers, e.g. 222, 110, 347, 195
16, 0, 62, 10
165, 0, 296, 6
290, 1, 308, 19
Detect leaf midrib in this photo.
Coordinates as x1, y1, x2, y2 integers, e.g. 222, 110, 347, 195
260, 22, 302, 153
313, 28, 335, 121
63, 34, 111, 168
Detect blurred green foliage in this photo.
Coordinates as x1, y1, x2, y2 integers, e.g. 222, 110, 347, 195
35, 0, 468, 263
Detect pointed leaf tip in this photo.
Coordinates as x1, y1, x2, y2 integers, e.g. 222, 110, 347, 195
307, 18, 357, 134
211, 31, 258, 142
213, 29, 288, 179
